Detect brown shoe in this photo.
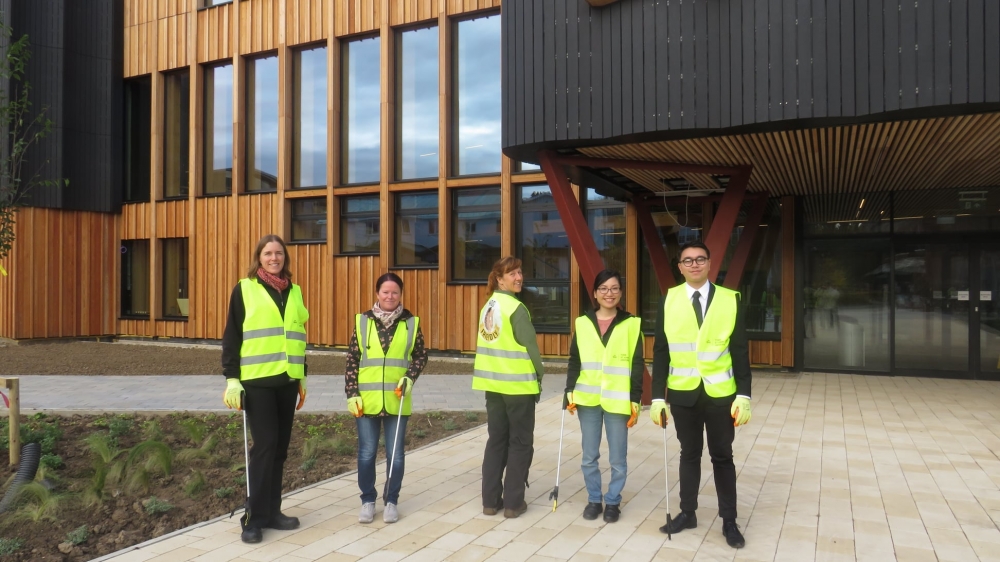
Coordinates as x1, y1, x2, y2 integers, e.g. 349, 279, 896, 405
503, 501, 528, 518
483, 499, 503, 516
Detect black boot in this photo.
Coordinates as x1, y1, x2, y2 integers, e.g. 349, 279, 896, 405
662, 511, 697, 535
582, 502, 603, 520
602, 504, 620, 523
241, 526, 262, 544
722, 519, 745, 548
266, 512, 300, 530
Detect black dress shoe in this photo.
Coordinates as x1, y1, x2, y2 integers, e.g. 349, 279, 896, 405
266, 512, 300, 530
603, 504, 620, 523
661, 511, 697, 535
582, 502, 603, 520
241, 527, 262, 544
722, 520, 745, 548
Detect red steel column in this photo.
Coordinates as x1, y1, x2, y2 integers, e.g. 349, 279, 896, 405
722, 194, 769, 290
705, 167, 751, 282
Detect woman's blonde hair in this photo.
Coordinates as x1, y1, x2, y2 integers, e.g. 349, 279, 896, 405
246, 234, 293, 280
486, 256, 522, 293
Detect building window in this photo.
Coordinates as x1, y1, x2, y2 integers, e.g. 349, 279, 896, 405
162, 238, 189, 318
518, 185, 571, 332
293, 46, 328, 189
203, 0, 230, 6
246, 55, 279, 192
452, 187, 501, 281
342, 36, 381, 184
581, 189, 626, 311
639, 203, 702, 332
395, 191, 438, 266
121, 240, 150, 318
291, 198, 327, 243
453, 14, 500, 176
733, 200, 783, 336
203, 63, 233, 195
124, 77, 151, 203
517, 161, 541, 172
396, 25, 439, 180
163, 70, 190, 199
340, 195, 380, 254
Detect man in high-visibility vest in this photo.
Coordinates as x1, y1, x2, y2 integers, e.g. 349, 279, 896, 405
649, 241, 752, 549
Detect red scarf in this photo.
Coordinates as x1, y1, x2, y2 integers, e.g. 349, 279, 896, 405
257, 267, 289, 292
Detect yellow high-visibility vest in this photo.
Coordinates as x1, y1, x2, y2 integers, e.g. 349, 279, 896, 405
472, 292, 539, 395
664, 284, 738, 398
573, 315, 641, 415
239, 278, 308, 381
356, 314, 418, 415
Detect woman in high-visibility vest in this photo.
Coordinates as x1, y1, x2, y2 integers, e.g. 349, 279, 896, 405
564, 269, 643, 523
221, 234, 309, 544
473, 256, 544, 519
344, 272, 428, 525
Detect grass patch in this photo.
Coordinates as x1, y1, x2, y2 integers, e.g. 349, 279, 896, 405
65, 525, 88, 545
143, 496, 173, 515
214, 486, 235, 499
0, 538, 24, 555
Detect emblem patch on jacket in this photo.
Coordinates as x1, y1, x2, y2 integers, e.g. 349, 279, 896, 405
479, 298, 503, 341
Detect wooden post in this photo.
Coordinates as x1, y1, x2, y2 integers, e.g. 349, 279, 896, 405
5, 378, 19, 466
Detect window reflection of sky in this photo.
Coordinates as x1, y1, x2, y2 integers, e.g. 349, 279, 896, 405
211, 65, 233, 171
248, 55, 279, 191
344, 37, 381, 184
295, 47, 327, 188
398, 26, 439, 180
456, 15, 501, 176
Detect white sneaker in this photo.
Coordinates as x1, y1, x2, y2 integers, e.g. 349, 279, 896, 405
383, 502, 399, 523
359, 502, 375, 524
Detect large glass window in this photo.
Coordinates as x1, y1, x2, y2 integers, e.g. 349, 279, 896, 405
204, 64, 233, 195
163, 70, 190, 199
733, 200, 783, 337
397, 26, 439, 180
340, 195, 380, 254
162, 238, 189, 318
893, 188, 1000, 233
293, 46, 327, 189
395, 192, 439, 266
121, 240, 150, 318
246, 55, 279, 192
342, 36, 381, 184
518, 161, 541, 172
291, 198, 327, 242
804, 192, 890, 236
518, 185, 571, 332
639, 202, 703, 331
452, 187, 501, 280
124, 77, 151, 203
454, 14, 500, 176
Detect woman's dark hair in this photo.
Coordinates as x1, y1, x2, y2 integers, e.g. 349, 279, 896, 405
592, 269, 623, 308
376, 272, 404, 293
246, 234, 292, 280
487, 256, 522, 293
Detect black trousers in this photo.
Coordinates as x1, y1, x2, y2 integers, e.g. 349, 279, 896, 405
242, 382, 298, 529
482, 392, 535, 510
671, 392, 738, 519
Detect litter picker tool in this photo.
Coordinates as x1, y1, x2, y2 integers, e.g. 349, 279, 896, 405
385, 379, 408, 499
658, 409, 672, 539
549, 402, 567, 511
231, 392, 251, 521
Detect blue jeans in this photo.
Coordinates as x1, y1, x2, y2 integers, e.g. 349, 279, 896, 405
356, 415, 408, 505
577, 405, 628, 506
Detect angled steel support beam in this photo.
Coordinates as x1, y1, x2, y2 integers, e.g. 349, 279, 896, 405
538, 150, 605, 305
722, 194, 769, 290
635, 202, 675, 292
705, 167, 751, 282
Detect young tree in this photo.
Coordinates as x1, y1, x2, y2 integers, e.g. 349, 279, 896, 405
0, 18, 64, 276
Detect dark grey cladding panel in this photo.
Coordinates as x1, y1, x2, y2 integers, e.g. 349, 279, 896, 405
502, 0, 1000, 160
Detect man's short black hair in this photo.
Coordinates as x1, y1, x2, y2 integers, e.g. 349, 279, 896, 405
680, 241, 710, 259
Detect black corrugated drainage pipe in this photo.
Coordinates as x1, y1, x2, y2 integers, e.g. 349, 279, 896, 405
0, 443, 41, 513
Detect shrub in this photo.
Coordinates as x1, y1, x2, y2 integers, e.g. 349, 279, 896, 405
412, 429, 426, 438
463, 411, 479, 422
184, 470, 206, 498
108, 416, 135, 440
141, 419, 164, 441
0, 538, 23, 555
443, 419, 459, 431
178, 418, 208, 445
331, 437, 355, 456
65, 525, 88, 546
82, 433, 125, 507
300, 458, 317, 471
143, 496, 173, 515
39, 453, 63, 471
119, 440, 174, 494
214, 486, 234, 499
13, 482, 63, 522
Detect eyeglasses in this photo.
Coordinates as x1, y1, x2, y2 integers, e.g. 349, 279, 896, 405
596, 286, 621, 295
679, 256, 709, 267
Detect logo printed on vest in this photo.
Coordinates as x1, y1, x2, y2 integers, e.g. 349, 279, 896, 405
479, 299, 503, 342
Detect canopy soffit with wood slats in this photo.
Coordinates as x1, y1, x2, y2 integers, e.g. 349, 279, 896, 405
575, 112, 1000, 198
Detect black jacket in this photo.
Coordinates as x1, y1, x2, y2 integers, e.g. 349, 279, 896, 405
565, 308, 645, 404
221, 276, 307, 386
651, 282, 751, 407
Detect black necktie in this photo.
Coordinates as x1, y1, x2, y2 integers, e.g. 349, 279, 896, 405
692, 290, 703, 328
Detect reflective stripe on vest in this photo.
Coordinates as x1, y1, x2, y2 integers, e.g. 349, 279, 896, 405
357, 314, 418, 415
663, 284, 738, 398
572, 315, 641, 415
238, 279, 309, 381
472, 293, 540, 395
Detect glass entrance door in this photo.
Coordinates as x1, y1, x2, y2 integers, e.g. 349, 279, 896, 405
980, 246, 1000, 377
893, 244, 970, 373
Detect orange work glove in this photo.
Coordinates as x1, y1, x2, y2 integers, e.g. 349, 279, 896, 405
626, 402, 640, 428
394, 376, 413, 399
296, 378, 307, 410
564, 392, 577, 414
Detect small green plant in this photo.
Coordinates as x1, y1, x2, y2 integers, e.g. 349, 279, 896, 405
143, 496, 173, 515
443, 419, 459, 431
177, 434, 219, 463
300, 457, 317, 471
83, 433, 125, 507
39, 453, 63, 471
427, 411, 446, 420
412, 428, 426, 438
184, 470, 206, 498
65, 525, 88, 546
178, 418, 208, 445
108, 416, 135, 440
301, 435, 327, 460
332, 437, 355, 456
0, 538, 24, 555
141, 419, 164, 441
12, 482, 63, 522
214, 486, 234, 499
463, 411, 479, 422
118, 440, 174, 494
234, 473, 247, 485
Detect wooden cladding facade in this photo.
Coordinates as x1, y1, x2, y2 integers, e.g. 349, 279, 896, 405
501, 0, 1000, 161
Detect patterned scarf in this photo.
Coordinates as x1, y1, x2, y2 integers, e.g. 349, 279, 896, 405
372, 301, 404, 328
257, 267, 289, 292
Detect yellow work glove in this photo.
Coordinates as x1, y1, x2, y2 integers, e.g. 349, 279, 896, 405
394, 376, 413, 399
626, 402, 640, 428
564, 392, 576, 414
731, 396, 752, 427
649, 400, 669, 427
347, 396, 363, 417
223, 378, 244, 410
297, 378, 307, 411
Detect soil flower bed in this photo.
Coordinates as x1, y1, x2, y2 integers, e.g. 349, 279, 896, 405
0, 410, 486, 561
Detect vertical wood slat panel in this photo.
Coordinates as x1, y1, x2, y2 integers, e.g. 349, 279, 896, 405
333, 256, 383, 344
158, 14, 189, 71
336, 0, 380, 37
198, 3, 233, 63
390, 0, 436, 26
241, 0, 280, 54
286, 0, 328, 46
156, 200, 190, 238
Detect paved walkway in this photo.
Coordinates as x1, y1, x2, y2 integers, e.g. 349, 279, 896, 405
90, 372, 1000, 562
